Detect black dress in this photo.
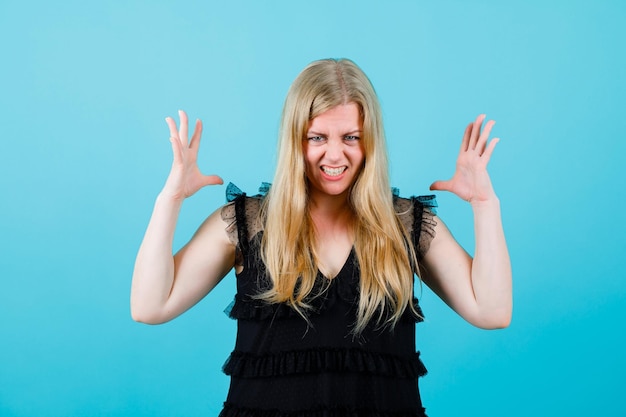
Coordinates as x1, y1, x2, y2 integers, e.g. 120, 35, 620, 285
219, 184, 437, 417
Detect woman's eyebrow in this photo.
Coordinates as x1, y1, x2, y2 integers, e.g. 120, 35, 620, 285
306, 129, 362, 135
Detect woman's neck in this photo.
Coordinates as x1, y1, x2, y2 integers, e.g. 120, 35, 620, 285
308, 192, 356, 278
308, 192, 355, 236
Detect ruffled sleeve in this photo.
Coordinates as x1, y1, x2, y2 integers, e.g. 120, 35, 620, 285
412, 195, 437, 259
220, 183, 267, 266
221, 184, 267, 245
394, 194, 437, 260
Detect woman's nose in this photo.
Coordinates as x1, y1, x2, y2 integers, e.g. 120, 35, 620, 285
325, 138, 344, 161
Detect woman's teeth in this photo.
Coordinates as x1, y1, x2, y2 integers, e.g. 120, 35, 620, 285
321, 166, 346, 176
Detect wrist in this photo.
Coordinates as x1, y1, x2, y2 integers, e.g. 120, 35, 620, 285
469, 195, 500, 211
156, 191, 186, 206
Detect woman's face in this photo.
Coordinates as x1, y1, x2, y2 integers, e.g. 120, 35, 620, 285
303, 102, 365, 202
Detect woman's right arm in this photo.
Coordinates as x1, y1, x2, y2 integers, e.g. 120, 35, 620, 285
130, 111, 232, 324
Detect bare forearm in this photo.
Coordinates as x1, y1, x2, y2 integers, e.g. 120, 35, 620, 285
131, 193, 183, 323
470, 197, 512, 328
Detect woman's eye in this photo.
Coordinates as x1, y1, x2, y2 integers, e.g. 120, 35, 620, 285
308, 136, 325, 142
344, 135, 360, 141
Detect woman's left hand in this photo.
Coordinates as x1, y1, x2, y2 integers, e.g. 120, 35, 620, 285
424, 114, 512, 329
430, 114, 499, 203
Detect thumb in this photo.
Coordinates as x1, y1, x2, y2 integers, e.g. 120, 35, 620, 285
429, 179, 450, 191
201, 174, 224, 187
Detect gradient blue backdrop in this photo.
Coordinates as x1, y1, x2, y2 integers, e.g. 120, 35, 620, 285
1, 1, 624, 416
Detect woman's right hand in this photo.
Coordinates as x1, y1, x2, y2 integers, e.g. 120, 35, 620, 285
162, 110, 223, 200
131, 111, 230, 324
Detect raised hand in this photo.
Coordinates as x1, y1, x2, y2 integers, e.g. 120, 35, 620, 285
162, 110, 223, 200
430, 114, 499, 204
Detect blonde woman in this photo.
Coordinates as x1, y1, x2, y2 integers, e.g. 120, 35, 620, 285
131, 58, 511, 417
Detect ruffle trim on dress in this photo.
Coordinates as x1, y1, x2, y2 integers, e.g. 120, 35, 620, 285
223, 183, 437, 261
219, 403, 427, 417
222, 183, 267, 258
225, 182, 435, 213
410, 196, 437, 260
223, 347, 427, 379
225, 182, 270, 202
224, 293, 424, 324
412, 195, 437, 212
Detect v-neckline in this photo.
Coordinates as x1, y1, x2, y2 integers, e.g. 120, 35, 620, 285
318, 247, 354, 281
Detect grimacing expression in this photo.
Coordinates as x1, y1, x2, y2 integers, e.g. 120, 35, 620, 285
303, 102, 365, 202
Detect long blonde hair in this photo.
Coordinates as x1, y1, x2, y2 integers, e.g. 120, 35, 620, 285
260, 58, 418, 333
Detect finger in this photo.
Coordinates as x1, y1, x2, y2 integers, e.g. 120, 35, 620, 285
169, 135, 184, 165
482, 137, 499, 162
165, 116, 179, 141
189, 119, 203, 150
429, 179, 451, 191
179, 110, 189, 147
201, 174, 225, 186
477, 120, 495, 155
460, 122, 472, 152
469, 114, 486, 150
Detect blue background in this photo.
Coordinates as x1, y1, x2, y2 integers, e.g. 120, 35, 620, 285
1, 1, 624, 416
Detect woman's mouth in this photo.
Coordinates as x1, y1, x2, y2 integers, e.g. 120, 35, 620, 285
321, 166, 347, 177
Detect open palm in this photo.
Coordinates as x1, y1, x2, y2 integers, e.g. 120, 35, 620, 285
430, 114, 499, 203
162, 110, 223, 201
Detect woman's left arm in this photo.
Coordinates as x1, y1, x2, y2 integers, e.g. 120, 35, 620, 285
422, 114, 512, 329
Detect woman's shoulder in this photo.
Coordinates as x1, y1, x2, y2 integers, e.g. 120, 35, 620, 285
393, 189, 437, 224
221, 183, 267, 248
393, 189, 438, 259
392, 186, 437, 205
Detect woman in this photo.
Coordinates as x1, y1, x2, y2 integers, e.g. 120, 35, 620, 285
131, 58, 511, 416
